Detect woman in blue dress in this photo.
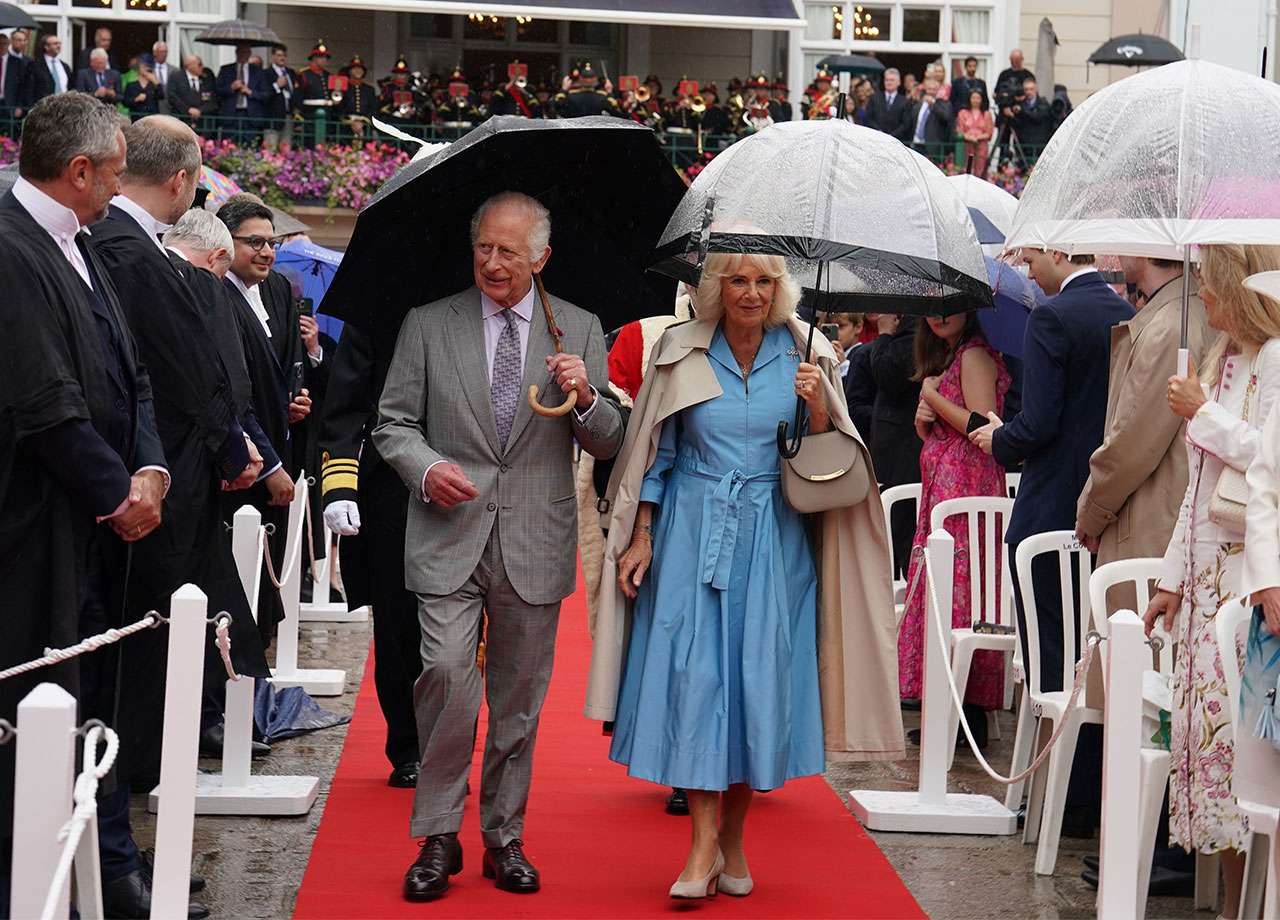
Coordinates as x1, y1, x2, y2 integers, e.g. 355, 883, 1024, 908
610, 252, 833, 899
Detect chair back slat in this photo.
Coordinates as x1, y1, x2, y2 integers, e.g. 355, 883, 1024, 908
930, 496, 1016, 628
1014, 531, 1094, 697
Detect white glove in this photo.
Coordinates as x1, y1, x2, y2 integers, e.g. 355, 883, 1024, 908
323, 500, 361, 536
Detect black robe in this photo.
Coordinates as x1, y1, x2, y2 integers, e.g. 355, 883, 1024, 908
0, 192, 144, 837
89, 210, 270, 781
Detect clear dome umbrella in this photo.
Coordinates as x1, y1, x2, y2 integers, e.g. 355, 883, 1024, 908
650, 118, 990, 455
1005, 58, 1280, 364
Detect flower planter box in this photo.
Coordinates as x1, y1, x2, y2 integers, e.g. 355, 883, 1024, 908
293, 205, 359, 250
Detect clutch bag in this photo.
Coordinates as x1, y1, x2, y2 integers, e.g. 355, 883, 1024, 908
1208, 465, 1249, 536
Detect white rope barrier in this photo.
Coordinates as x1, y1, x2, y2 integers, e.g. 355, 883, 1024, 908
212, 613, 242, 683
39, 722, 118, 920
917, 541, 1102, 785
0, 613, 163, 682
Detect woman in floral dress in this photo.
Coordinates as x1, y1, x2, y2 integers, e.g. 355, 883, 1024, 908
899, 311, 1010, 746
1144, 243, 1280, 920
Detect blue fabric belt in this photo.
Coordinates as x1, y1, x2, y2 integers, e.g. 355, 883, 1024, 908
675, 456, 779, 590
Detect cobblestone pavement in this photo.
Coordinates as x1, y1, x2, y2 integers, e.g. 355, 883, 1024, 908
128, 618, 1205, 920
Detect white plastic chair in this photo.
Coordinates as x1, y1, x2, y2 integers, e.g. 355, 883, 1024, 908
1014, 530, 1097, 876
929, 496, 1016, 767
882, 483, 922, 622
1217, 597, 1280, 920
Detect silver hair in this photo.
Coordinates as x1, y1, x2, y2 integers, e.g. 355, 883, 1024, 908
469, 191, 551, 260
695, 252, 802, 329
164, 208, 234, 259
884, 67, 901, 79
18, 93, 127, 182
152, 41, 166, 52
89, 48, 107, 62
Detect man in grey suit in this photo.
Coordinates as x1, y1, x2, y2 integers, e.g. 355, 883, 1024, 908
374, 191, 624, 903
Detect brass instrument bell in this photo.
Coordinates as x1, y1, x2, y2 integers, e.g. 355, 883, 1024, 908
635, 84, 651, 103
690, 94, 707, 113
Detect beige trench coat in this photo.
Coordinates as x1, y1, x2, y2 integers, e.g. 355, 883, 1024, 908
583, 316, 906, 763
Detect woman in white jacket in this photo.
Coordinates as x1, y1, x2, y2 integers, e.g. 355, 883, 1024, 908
1143, 244, 1280, 920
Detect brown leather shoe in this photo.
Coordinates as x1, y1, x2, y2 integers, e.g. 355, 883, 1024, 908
482, 839, 540, 893
403, 835, 462, 902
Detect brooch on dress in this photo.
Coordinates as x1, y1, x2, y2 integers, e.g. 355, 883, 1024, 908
786, 346, 801, 362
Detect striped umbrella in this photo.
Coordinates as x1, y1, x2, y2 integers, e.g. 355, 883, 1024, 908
195, 20, 285, 48
199, 165, 240, 209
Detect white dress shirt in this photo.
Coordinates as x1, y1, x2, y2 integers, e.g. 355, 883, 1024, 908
12, 177, 92, 287
109, 194, 172, 255
227, 270, 271, 338
272, 65, 292, 102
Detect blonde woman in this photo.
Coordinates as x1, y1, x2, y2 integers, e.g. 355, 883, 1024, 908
587, 252, 902, 899
1143, 243, 1280, 920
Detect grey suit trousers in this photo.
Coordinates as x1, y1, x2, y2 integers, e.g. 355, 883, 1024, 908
409, 516, 561, 847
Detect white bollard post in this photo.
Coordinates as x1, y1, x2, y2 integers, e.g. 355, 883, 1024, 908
1098, 610, 1145, 920
270, 474, 346, 696
9, 683, 77, 920
848, 529, 1017, 834
154, 505, 319, 816
151, 585, 207, 920
919, 528, 954, 808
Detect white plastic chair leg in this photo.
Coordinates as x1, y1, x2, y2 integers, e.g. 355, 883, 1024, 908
1034, 713, 1084, 876
1023, 717, 1053, 845
946, 645, 975, 771
1241, 831, 1268, 920
988, 709, 1002, 742
1003, 650, 1016, 711
1195, 851, 1220, 911
1006, 686, 1035, 812
1133, 750, 1171, 918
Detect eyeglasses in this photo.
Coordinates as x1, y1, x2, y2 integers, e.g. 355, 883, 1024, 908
232, 234, 285, 252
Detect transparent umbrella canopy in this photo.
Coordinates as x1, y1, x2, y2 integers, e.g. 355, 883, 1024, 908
948, 173, 1019, 237
651, 119, 991, 317
1006, 59, 1280, 259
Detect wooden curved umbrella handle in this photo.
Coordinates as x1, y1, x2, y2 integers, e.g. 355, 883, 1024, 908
528, 385, 578, 417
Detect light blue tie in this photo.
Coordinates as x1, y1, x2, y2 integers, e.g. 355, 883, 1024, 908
490, 310, 521, 449
52, 60, 62, 93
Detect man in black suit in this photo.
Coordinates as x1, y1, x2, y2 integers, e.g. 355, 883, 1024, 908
146, 41, 178, 114
29, 34, 72, 104
167, 53, 217, 125
263, 45, 299, 148
994, 49, 1034, 106
971, 250, 1133, 835
865, 67, 911, 143
0, 93, 220, 919
908, 78, 954, 162
867, 313, 923, 577
951, 56, 988, 111
0, 32, 29, 127
75, 47, 122, 106
76, 27, 117, 73
1011, 78, 1054, 158
216, 44, 270, 143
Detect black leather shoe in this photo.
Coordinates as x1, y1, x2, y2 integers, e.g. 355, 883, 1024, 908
199, 723, 269, 759
483, 839, 540, 893
388, 763, 418, 788
139, 846, 204, 893
1082, 866, 1194, 897
403, 835, 462, 902
666, 788, 689, 816
900, 698, 922, 711
102, 869, 210, 919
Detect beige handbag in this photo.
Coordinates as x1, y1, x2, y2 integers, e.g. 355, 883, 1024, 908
780, 428, 872, 513
1208, 466, 1249, 535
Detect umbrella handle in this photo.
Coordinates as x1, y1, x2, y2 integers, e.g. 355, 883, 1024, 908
527, 272, 579, 418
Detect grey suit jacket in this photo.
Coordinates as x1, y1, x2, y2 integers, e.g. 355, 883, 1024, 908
374, 286, 624, 606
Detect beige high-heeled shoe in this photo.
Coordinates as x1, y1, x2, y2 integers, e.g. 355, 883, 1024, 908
669, 850, 724, 899
718, 868, 753, 897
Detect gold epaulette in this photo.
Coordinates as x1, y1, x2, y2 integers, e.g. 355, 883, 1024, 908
320, 451, 359, 495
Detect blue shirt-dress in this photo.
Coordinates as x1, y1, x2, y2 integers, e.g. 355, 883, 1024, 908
608, 324, 825, 791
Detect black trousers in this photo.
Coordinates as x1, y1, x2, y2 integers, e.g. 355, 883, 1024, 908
364, 463, 422, 768
1009, 540, 1102, 817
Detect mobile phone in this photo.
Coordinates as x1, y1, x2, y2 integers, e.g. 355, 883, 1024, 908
290, 361, 304, 401
965, 411, 987, 435
296, 296, 314, 317
821, 323, 839, 342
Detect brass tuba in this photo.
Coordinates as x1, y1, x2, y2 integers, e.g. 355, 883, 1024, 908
690, 94, 706, 113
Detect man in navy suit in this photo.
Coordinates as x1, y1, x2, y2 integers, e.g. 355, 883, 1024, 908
74, 47, 121, 105
971, 250, 1133, 832
865, 67, 911, 143
0, 32, 30, 125
216, 43, 270, 143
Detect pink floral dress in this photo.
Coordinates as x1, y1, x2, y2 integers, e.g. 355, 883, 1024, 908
898, 336, 1010, 708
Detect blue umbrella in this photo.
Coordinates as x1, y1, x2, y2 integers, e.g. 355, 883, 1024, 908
977, 257, 1047, 359
275, 240, 345, 341
967, 207, 1005, 246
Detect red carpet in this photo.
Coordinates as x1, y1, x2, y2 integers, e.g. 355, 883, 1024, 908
293, 581, 924, 920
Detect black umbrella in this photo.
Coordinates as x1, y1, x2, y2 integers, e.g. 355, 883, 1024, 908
817, 54, 885, 76
324, 116, 687, 358
195, 20, 285, 48
0, 2, 38, 29
1088, 34, 1184, 67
